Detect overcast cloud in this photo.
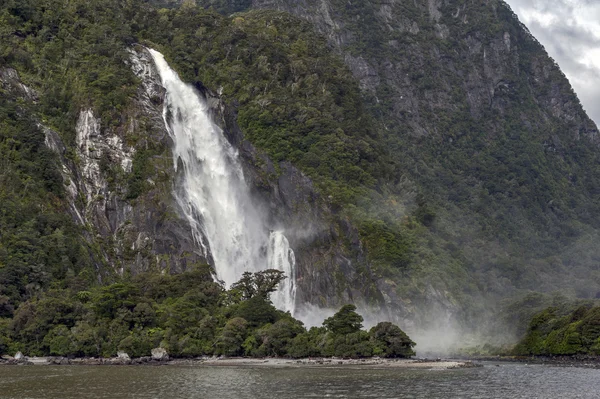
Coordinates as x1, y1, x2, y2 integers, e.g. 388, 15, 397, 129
503, 0, 600, 126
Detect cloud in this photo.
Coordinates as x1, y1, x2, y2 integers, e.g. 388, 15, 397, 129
504, 0, 600, 126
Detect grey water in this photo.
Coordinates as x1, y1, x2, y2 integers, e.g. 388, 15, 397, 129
1, 363, 599, 398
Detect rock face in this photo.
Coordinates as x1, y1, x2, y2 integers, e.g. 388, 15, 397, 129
249, 0, 597, 141
37, 47, 211, 278
0, 68, 38, 102
3, 50, 204, 281
238, 0, 600, 323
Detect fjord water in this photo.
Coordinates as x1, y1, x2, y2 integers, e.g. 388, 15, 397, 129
2, 363, 600, 398
148, 50, 296, 313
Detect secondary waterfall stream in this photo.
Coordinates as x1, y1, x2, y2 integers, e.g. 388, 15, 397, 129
148, 49, 296, 314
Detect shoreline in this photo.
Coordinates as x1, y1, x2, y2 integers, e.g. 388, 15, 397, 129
0, 355, 479, 369
458, 354, 600, 369
6, 353, 600, 369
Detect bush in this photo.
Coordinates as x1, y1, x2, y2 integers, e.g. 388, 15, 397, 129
369, 322, 415, 358
323, 304, 363, 335
216, 317, 248, 356
515, 304, 600, 356
252, 318, 305, 357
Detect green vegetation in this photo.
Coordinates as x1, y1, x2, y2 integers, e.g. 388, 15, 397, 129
514, 302, 600, 356
0, 269, 415, 358
0, 88, 92, 318
145, 7, 388, 204
2, 0, 600, 355
0, 0, 138, 137
241, 0, 600, 321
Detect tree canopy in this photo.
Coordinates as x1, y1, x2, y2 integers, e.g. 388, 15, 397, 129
323, 304, 363, 335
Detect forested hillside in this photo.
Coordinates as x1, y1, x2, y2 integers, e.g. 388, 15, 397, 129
1, 0, 600, 355
241, 0, 600, 329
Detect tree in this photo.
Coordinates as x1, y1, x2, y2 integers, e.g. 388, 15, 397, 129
229, 269, 286, 302
287, 327, 326, 358
369, 322, 415, 358
233, 296, 280, 327
43, 324, 73, 356
323, 304, 363, 335
216, 317, 248, 356
323, 331, 374, 358
253, 318, 305, 357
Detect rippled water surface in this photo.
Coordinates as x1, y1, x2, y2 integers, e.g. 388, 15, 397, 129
1, 362, 599, 398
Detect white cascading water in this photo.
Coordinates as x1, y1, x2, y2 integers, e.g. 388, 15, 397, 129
267, 231, 297, 313
148, 49, 296, 314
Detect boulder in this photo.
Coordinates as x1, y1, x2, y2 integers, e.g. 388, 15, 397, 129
117, 351, 131, 361
151, 347, 169, 361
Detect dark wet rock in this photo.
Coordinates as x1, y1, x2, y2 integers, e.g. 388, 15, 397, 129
49, 357, 71, 365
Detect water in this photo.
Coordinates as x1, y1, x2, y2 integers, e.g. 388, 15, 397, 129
1, 363, 599, 398
267, 231, 297, 313
147, 50, 296, 313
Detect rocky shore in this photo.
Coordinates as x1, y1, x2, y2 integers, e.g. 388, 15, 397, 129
8, 351, 600, 370
0, 352, 479, 370
461, 355, 600, 369
185, 357, 481, 369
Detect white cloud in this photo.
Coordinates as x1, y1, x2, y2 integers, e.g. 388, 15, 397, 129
504, 0, 600, 126
519, 9, 558, 27
581, 48, 600, 70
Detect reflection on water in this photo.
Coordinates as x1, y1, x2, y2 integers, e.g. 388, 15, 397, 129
1, 363, 600, 398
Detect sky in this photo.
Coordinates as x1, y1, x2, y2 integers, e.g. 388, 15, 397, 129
503, 0, 600, 127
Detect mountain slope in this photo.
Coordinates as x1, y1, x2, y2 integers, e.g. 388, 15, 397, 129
0, 0, 388, 319
235, 0, 600, 321
2, 0, 600, 348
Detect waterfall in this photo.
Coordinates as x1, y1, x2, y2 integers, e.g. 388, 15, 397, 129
147, 49, 296, 314
268, 231, 297, 314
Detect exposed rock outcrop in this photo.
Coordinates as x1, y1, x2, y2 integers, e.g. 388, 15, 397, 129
39, 48, 211, 277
